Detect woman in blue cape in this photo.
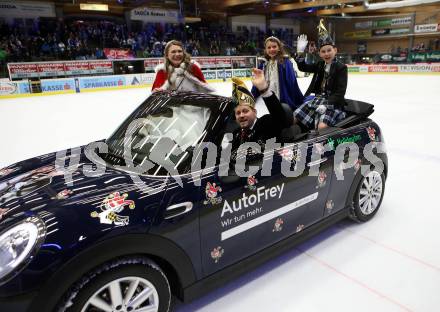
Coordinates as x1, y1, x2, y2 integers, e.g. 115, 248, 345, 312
251, 36, 304, 110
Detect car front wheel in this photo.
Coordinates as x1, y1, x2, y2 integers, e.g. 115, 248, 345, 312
351, 170, 385, 222
58, 257, 171, 312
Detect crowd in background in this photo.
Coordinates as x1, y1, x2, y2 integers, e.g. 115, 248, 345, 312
1, 17, 439, 77
0, 18, 283, 64
0, 18, 289, 77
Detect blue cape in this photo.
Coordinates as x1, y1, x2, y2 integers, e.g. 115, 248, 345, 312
251, 58, 304, 110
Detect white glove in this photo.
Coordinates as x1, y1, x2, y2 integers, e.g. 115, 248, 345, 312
316, 104, 327, 114
297, 34, 308, 53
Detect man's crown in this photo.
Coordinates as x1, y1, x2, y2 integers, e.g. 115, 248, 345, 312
232, 77, 255, 108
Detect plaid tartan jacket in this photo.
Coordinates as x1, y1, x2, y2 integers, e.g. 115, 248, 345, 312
295, 58, 348, 110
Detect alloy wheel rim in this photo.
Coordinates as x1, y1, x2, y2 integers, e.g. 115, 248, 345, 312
358, 171, 383, 215
81, 276, 159, 312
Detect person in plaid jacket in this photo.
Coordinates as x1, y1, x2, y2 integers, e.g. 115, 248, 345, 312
293, 20, 347, 131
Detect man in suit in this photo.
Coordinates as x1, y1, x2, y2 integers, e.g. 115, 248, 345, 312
231, 68, 290, 152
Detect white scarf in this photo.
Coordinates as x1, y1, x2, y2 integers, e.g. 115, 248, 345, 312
266, 60, 280, 99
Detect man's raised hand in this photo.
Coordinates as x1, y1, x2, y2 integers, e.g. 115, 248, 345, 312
251, 68, 268, 92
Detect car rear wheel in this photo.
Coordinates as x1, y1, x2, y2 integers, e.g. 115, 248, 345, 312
351, 170, 385, 222
59, 258, 171, 312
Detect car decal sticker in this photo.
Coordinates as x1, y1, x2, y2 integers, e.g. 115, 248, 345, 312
210, 246, 224, 263
55, 189, 73, 200
327, 135, 362, 150
296, 224, 305, 233
90, 192, 135, 226
221, 191, 318, 241
245, 175, 258, 191
203, 182, 223, 205
278, 147, 301, 162
272, 217, 284, 232
0, 208, 8, 221
316, 171, 327, 188
327, 137, 335, 150
366, 126, 377, 141
326, 199, 334, 214
221, 183, 284, 218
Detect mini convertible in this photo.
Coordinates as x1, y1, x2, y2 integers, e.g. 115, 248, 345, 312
0, 91, 387, 312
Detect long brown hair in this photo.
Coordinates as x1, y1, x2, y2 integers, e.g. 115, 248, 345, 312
164, 40, 192, 75
263, 36, 287, 64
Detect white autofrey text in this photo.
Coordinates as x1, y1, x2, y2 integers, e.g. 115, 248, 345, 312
221, 183, 285, 217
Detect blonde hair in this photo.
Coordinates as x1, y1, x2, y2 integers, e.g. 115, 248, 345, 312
164, 40, 192, 74
263, 36, 288, 63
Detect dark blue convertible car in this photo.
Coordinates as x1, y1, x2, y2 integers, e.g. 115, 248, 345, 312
0, 91, 387, 312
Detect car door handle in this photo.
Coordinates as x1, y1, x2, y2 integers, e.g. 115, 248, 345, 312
307, 157, 328, 167
164, 202, 193, 219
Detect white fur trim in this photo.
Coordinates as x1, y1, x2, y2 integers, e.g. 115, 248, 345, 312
155, 59, 214, 93
191, 60, 201, 68
155, 60, 200, 73
183, 70, 215, 92
154, 63, 166, 73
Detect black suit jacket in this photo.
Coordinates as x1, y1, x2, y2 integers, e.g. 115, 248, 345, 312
295, 58, 347, 109
231, 92, 290, 152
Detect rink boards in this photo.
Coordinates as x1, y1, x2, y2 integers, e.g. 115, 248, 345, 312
1, 63, 439, 99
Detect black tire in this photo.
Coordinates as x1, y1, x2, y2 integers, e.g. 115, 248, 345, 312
58, 257, 171, 312
350, 169, 385, 222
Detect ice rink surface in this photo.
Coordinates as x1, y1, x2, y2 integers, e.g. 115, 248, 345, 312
1, 74, 440, 312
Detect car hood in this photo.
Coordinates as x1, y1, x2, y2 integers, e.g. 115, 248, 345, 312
0, 146, 168, 227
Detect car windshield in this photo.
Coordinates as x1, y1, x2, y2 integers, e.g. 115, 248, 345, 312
104, 93, 212, 175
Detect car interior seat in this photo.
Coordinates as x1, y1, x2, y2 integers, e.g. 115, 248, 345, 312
279, 103, 303, 141
334, 99, 374, 128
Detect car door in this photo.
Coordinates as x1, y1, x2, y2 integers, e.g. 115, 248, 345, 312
270, 139, 335, 236
147, 175, 206, 279
322, 127, 366, 216
198, 139, 334, 276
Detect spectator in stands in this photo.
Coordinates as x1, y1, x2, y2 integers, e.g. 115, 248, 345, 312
142, 47, 150, 58
152, 40, 214, 93
209, 41, 219, 55
95, 47, 104, 59
0, 18, 266, 65
251, 36, 304, 110
293, 20, 347, 131
58, 41, 66, 54
0, 45, 7, 65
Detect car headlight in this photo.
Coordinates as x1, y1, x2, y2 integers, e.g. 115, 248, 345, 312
0, 216, 46, 284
